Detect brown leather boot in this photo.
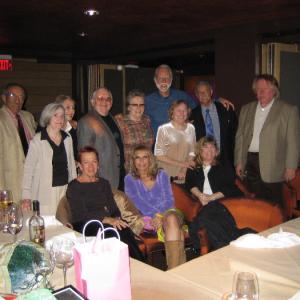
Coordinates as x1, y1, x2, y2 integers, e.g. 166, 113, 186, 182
165, 240, 186, 270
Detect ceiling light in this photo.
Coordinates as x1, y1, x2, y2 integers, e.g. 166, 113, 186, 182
78, 32, 88, 37
84, 9, 99, 16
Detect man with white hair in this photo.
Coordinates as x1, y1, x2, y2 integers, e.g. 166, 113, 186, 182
0, 83, 36, 202
77, 87, 125, 190
235, 74, 300, 205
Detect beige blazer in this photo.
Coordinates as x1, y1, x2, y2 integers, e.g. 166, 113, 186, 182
0, 106, 36, 202
235, 100, 300, 183
22, 132, 77, 215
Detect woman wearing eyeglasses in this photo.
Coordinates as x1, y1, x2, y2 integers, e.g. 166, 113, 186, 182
115, 90, 154, 172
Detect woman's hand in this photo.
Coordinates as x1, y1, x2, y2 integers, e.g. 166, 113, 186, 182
103, 217, 129, 230
21, 199, 31, 212
151, 214, 163, 231
197, 193, 211, 206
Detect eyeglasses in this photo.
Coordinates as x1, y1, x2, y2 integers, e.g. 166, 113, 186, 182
96, 97, 112, 103
6, 92, 26, 100
130, 103, 145, 108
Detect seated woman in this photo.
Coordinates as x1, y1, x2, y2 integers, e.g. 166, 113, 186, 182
185, 136, 244, 252
185, 136, 242, 205
125, 145, 186, 269
66, 146, 143, 261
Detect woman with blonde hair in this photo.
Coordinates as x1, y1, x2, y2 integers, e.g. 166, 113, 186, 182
185, 136, 242, 206
125, 145, 186, 269
154, 100, 196, 184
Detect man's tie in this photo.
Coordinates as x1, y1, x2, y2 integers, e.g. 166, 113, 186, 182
16, 114, 29, 156
205, 108, 214, 138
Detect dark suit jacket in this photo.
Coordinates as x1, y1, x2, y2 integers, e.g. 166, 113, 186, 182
185, 164, 242, 198
190, 102, 237, 166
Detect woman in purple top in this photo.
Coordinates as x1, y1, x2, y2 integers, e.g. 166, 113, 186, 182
125, 145, 186, 269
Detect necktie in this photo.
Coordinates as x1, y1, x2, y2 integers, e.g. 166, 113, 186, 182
16, 114, 29, 156
205, 109, 214, 138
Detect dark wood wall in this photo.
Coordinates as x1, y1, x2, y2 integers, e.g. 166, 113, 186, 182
0, 59, 72, 120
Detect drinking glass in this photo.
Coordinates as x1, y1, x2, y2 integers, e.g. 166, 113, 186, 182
52, 237, 74, 287
232, 271, 259, 300
34, 248, 55, 288
0, 189, 13, 233
7, 203, 23, 242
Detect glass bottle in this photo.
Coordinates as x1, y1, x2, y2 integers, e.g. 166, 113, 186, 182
29, 200, 45, 246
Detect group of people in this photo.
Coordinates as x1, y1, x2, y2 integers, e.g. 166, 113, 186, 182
0, 64, 299, 269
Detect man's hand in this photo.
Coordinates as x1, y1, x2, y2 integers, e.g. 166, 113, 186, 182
235, 163, 244, 179
21, 199, 31, 212
219, 97, 235, 110
284, 168, 296, 182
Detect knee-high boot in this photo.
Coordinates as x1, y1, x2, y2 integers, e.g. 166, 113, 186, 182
165, 240, 186, 270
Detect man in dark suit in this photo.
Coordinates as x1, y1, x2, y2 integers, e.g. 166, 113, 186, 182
235, 74, 300, 205
190, 81, 237, 166
77, 87, 125, 190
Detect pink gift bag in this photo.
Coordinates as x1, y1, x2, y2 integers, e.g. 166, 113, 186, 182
73, 220, 132, 300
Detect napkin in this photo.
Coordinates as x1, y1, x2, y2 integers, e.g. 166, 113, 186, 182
289, 290, 300, 300
231, 228, 300, 248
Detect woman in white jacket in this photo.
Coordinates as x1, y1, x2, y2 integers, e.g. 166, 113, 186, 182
22, 103, 77, 215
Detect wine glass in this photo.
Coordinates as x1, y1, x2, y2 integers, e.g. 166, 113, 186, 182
34, 248, 55, 288
7, 203, 23, 242
0, 189, 13, 233
232, 271, 259, 300
51, 237, 74, 287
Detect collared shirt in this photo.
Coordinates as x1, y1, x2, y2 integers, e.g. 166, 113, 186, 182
248, 98, 275, 152
203, 165, 213, 195
145, 88, 197, 136
201, 102, 221, 150
5, 107, 33, 143
41, 128, 68, 187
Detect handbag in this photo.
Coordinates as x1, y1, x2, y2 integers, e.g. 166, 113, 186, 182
73, 220, 132, 300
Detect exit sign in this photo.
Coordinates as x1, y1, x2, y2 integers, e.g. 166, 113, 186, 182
0, 55, 12, 71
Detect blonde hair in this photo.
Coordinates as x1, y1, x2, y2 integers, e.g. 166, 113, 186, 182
129, 145, 159, 179
194, 136, 219, 167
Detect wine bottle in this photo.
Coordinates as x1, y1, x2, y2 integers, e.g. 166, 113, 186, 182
29, 200, 45, 246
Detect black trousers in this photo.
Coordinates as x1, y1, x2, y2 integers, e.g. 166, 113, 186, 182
73, 221, 144, 262
245, 152, 283, 206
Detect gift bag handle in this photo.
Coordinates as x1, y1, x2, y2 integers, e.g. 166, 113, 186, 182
97, 227, 121, 241
92, 227, 121, 253
82, 220, 104, 242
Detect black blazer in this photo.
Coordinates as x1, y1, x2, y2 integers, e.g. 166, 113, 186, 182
190, 102, 237, 166
185, 164, 242, 198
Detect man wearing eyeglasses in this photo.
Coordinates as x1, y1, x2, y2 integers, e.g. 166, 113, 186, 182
77, 87, 125, 190
0, 83, 36, 202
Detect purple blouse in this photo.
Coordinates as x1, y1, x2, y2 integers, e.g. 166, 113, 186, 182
124, 170, 174, 217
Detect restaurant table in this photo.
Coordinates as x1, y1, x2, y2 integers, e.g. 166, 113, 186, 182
168, 217, 300, 300
0, 214, 219, 300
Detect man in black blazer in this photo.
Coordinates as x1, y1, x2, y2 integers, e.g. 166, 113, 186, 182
190, 81, 237, 166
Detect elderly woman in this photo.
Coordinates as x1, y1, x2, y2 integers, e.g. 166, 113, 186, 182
185, 136, 242, 205
66, 146, 143, 260
125, 145, 185, 269
22, 103, 77, 215
154, 100, 196, 184
115, 90, 154, 171
55, 95, 78, 159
